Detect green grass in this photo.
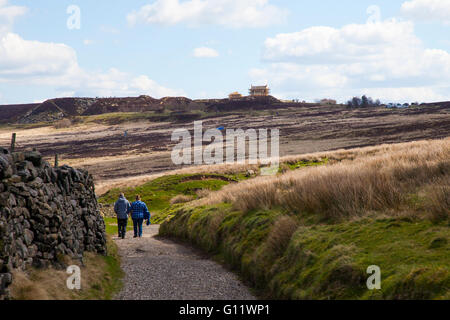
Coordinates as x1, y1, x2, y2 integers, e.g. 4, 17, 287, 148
104, 217, 134, 236
78, 236, 125, 300
0, 122, 50, 130
78, 111, 169, 125
99, 173, 244, 223
279, 158, 328, 173
160, 204, 450, 299
287, 158, 328, 170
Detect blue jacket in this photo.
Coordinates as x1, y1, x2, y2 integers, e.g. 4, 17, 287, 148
130, 200, 150, 220
114, 195, 131, 219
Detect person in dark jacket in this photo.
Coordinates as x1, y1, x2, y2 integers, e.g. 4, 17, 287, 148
130, 195, 150, 238
114, 193, 131, 239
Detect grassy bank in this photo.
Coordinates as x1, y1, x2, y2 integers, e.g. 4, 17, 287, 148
9, 236, 124, 300
99, 173, 249, 223
159, 138, 450, 299
98, 159, 330, 223
160, 205, 449, 299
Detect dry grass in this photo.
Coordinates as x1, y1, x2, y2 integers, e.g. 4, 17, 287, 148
195, 189, 211, 199
265, 215, 299, 258
426, 177, 450, 221
9, 238, 122, 300
53, 118, 72, 129
95, 138, 449, 196
9, 270, 57, 300
170, 194, 194, 205
198, 138, 450, 221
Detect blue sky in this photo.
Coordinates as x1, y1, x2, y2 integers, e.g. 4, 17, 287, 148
1, 0, 450, 104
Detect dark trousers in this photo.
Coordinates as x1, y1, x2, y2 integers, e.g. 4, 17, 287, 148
117, 218, 128, 238
133, 218, 144, 237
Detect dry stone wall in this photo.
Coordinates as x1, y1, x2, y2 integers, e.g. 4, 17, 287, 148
0, 147, 106, 299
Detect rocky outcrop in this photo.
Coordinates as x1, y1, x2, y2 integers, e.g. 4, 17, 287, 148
0, 148, 106, 300
18, 98, 98, 124
0, 94, 286, 124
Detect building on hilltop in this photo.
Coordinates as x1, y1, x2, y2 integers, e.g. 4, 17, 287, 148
228, 92, 243, 100
249, 85, 270, 97
320, 99, 337, 105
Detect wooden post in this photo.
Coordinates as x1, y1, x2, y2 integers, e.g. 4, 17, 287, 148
54, 154, 59, 167
10, 133, 16, 153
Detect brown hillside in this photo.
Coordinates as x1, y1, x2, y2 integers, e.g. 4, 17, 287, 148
0, 103, 39, 123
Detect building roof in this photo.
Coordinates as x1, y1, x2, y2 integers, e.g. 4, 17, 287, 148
250, 85, 268, 90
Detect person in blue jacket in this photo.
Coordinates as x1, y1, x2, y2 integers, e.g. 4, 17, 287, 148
114, 193, 131, 239
130, 195, 151, 238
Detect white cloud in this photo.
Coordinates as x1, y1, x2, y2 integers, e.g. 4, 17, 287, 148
0, 0, 26, 35
128, 75, 184, 97
0, 1, 183, 100
252, 19, 450, 103
46, 67, 184, 99
401, 0, 450, 24
193, 47, 219, 58
127, 0, 288, 28
0, 32, 184, 98
83, 39, 94, 46
0, 33, 79, 78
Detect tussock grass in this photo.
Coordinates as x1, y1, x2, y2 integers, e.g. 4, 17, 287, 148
265, 215, 299, 258
201, 138, 450, 221
160, 138, 450, 299
95, 138, 427, 195
170, 195, 194, 204
426, 177, 450, 221
9, 236, 123, 300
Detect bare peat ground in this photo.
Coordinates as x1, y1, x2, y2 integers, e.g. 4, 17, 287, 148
0, 104, 449, 189
114, 224, 255, 300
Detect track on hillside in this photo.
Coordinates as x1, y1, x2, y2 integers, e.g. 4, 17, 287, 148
114, 224, 255, 300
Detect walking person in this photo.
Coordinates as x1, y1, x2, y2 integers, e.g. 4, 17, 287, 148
114, 193, 131, 239
130, 195, 151, 238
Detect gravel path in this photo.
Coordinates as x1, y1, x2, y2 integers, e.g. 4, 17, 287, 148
114, 224, 255, 300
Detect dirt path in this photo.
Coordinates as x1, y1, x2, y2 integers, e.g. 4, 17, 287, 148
114, 224, 255, 300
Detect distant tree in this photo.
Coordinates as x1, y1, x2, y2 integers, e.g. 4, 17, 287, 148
361, 95, 369, 107
352, 96, 362, 107
347, 95, 381, 108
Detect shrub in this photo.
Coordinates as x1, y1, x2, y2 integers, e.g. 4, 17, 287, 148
170, 195, 194, 205
265, 215, 299, 258
427, 178, 450, 221
53, 118, 72, 129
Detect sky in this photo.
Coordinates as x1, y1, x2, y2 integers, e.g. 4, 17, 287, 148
0, 0, 450, 104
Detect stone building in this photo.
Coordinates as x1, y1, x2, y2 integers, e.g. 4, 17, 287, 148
249, 85, 270, 97
320, 99, 337, 105
228, 92, 243, 100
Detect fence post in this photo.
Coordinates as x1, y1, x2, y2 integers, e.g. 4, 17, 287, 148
10, 133, 16, 153
55, 154, 59, 167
